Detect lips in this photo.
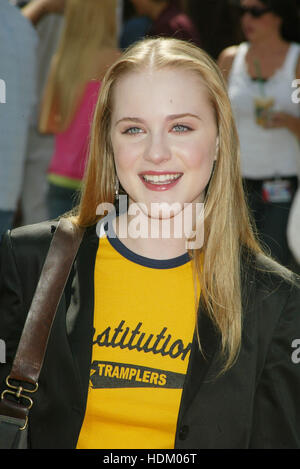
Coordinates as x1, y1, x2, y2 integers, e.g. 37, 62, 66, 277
139, 171, 183, 191
243, 25, 255, 36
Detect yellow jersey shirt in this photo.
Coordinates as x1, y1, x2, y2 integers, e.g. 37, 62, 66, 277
76, 224, 199, 449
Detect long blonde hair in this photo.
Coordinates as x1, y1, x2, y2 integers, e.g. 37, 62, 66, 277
74, 37, 269, 374
39, 0, 118, 133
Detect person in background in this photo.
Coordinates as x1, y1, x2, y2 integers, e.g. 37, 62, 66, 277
0, 0, 37, 238
9, 0, 27, 5
188, 0, 244, 60
130, 0, 201, 47
39, 0, 121, 219
119, 0, 152, 50
19, 0, 65, 226
218, 0, 300, 268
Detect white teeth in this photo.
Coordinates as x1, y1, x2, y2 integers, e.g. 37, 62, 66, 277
142, 174, 181, 184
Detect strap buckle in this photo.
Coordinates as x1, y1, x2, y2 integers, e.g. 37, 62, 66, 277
1, 390, 33, 411
0, 375, 39, 415
5, 375, 38, 394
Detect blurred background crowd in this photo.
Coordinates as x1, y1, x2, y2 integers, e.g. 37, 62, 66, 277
0, 0, 299, 271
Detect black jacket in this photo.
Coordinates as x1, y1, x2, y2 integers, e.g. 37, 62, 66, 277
0, 221, 300, 449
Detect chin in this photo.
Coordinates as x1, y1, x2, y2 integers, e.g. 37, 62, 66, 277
243, 28, 256, 40
145, 201, 184, 220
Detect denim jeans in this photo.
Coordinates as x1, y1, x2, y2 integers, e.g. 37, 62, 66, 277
0, 210, 14, 240
46, 183, 80, 220
243, 177, 298, 267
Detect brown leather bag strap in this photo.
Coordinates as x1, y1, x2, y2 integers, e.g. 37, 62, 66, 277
8, 218, 84, 386
0, 218, 84, 425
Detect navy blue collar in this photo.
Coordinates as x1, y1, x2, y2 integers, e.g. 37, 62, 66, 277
104, 222, 191, 270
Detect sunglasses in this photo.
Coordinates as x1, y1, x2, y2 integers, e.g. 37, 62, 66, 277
237, 6, 272, 18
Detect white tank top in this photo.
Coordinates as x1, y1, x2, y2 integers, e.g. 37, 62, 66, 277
228, 42, 300, 179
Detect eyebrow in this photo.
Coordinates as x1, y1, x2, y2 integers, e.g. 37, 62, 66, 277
115, 113, 202, 125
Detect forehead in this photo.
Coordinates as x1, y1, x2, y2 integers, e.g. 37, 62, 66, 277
241, 0, 266, 6
110, 67, 213, 118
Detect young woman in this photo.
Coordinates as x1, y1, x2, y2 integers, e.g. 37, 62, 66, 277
0, 37, 300, 449
218, 0, 300, 267
39, 0, 120, 219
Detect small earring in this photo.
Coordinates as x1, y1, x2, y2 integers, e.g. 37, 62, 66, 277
114, 177, 119, 200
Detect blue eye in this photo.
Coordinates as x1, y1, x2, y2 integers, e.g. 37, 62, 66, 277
123, 127, 143, 135
173, 124, 191, 132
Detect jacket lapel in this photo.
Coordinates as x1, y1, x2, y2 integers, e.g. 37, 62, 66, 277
176, 299, 221, 427
176, 249, 257, 430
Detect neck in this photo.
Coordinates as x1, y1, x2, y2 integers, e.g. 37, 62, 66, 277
112, 204, 204, 260
249, 33, 288, 55
148, 1, 169, 20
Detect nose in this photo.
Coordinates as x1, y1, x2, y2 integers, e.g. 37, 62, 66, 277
241, 11, 253, 24
143, 133, 172, 165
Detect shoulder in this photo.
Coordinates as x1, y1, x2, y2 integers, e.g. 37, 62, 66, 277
217, 45, 239, 80
241, 248, 300, 327
1, 218, 96, 267
0, 1, 36, 32
240, 250, 300, 374
0, 220, 58, 282
0, 218, 91, 304
0, 221, 58, 332
242, 248, 299, 295
2, 217, 91, 261
4, 220, 57, 254
287, 42, 300, 77
2, 3, 38, 50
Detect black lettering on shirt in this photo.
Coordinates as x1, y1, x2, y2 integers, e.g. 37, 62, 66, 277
92, 320, 192, 362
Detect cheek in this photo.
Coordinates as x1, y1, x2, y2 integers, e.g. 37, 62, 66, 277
112, 139, 138, 172
264, 16, 280, 30
179, 140, 215, 170
241, 14, 252, 27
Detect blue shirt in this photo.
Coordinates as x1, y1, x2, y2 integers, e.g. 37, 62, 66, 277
0, 0, 37, 211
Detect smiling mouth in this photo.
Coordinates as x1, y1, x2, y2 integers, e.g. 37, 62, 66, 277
140, 173, 183, 185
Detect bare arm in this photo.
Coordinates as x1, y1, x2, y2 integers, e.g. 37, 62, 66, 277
217, 46, 238, 83
22, 0, 66, 26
